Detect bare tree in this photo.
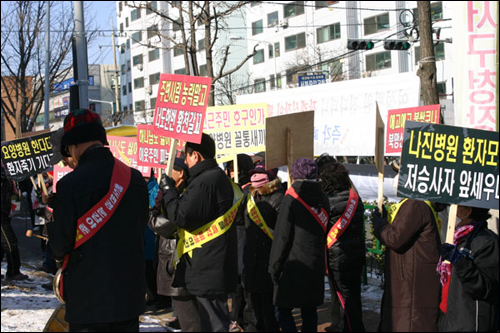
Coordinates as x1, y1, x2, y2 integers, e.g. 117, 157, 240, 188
127, 1, 258, 106
1, 1, 98, 136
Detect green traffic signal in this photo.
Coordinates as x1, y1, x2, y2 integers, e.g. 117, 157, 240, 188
347, 39, 375, 50
383, 39, 411, 50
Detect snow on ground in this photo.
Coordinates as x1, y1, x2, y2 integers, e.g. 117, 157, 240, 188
1, 260, 165, 332
2, 259, 383, 332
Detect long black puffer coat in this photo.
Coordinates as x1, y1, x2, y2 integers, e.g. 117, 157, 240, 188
243, 179, 284, 293
162, 158, 237, 296
268, 180, 329, 308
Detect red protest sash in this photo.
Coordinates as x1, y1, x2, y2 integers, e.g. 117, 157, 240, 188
286, 186, 328, 232
59, 158, 131, 299
327, 189, 359, 249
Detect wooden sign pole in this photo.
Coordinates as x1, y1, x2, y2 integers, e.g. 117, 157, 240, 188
165, 139, 178, 177
37, 174, 48, 196
443, 204, 458, 263
233, 154, 239, 185
374, 103, 385, 211
286, 128, 293, 189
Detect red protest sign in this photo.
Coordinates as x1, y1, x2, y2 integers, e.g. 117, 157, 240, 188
386, 104, 440, 155
152, 74, 212, 144
137, 124, 184, 168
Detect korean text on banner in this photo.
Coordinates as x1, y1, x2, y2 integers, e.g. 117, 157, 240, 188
152, 74, 212, 144
204, 103, 268, 156
1, 132, 53, 181
386, 104, 441, 155
398, 121, 499, 210
136, 124, 184, 168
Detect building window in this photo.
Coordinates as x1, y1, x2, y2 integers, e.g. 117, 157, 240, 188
268, 44, 274, 58
147, 25, 158, 39
315, 1, 339, 9
146, 1, 157, 15
275, 42, 280, 57
150, 97, 157, 109
174, 68, 186, 75
437, 82, 446, 98
174, 47, 184, 57
134, 77, 145, 89
120, 23, 124, 34
199, 64, 207, 77
131, 8, 141, 21
132, 54, 143, 66
252, 20, 263, 35
149, 48, 160, 62
253, 49, 265, 64
127, 61, 131, 71
198, 38, 206, 51
268, 12, 278, 27
285, 33, 306, 51
366, 51, 392, 71
414, 43, 445, 64
317, 23, 341, 43
135, 100, 145, 111
172, 20, 181, 32
284, 1, 304, 18
120, 43, 125, 54
364, 13, 390, 36
128, 82, 132, 92
125, 17, 129, 28
149, 73, 160, 85
254, 79, 266, 93
122, 85, 127, 96
321, 59, 343, 79
131, 32, 142, 44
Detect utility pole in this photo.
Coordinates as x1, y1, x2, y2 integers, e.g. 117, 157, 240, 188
416, 1, 439, 106
111, 22, 120, 126
73, 1, 89, 110
44, 1, 50, 129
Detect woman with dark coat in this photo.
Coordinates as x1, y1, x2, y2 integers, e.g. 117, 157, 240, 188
269, 158, 329, 332
149, 158, 201, 332
437, 206, 499, 332
319, 162, 366, 332
243, 163, 284, 332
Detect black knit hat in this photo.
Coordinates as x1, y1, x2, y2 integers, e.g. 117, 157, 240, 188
61, 109, 109, 157
185, 133, 215, 159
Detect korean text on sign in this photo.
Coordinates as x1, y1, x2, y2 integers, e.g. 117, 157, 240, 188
152, 74, 212, 144
398, 121, 499, 210
1, 132, 53, 181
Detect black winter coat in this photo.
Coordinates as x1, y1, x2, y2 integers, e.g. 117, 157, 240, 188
162, 158, 237, 296
148, 208, 190, 297
243, 179, 284, 293
326, 189, 365, 272
49, 147, 148, 324
438, 222, 499, 332
268, 180, 329, 308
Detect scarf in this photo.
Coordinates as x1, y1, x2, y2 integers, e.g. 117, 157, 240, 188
437, 220, 481, 312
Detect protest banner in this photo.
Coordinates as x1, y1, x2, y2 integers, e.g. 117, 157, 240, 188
386, 104, 441, 155
136, 125, 183, 169
204, 103, 268, 156
265, 111, 314, 187
398, 121, 499, 209
152, 74, 211, 175
1, 132, 53, 181
399, 121, 499, 245
52, 164, 73, 192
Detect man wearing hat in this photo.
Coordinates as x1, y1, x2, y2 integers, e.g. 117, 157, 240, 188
269, 157, 330, 332
159, 133, 238, 332
47, 109, 149, 331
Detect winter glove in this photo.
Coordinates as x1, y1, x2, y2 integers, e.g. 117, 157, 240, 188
440, 243, 467, 264
371, 206, 388, 231
159, 174, 176, 194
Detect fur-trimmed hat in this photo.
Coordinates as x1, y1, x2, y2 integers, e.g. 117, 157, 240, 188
61, 109, 108, 157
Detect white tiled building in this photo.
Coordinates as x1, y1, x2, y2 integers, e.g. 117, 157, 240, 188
116, 1, 455, 124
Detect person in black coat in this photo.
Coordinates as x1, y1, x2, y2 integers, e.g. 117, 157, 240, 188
243, 163, 284, 332
160, 133, 237, 332
48, 109, 149, 331
318, 161, 366, 332
269, 158, 329, 332
437, 206, 499, 332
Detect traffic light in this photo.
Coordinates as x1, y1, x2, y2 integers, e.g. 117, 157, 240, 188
347, 39, 375, 50
383, 39, 411, 50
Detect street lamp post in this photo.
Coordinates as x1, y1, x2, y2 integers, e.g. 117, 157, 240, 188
230, 36, 278, 89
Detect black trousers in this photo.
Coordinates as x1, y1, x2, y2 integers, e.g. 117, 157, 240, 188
69, 318, 139, 332
196, 294, 231, 332
173, 295, 201, 332
1, 216, 22, 277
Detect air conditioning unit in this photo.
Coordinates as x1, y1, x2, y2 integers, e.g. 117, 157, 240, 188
137, 64, 143, 71
146, 86, 152, 95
